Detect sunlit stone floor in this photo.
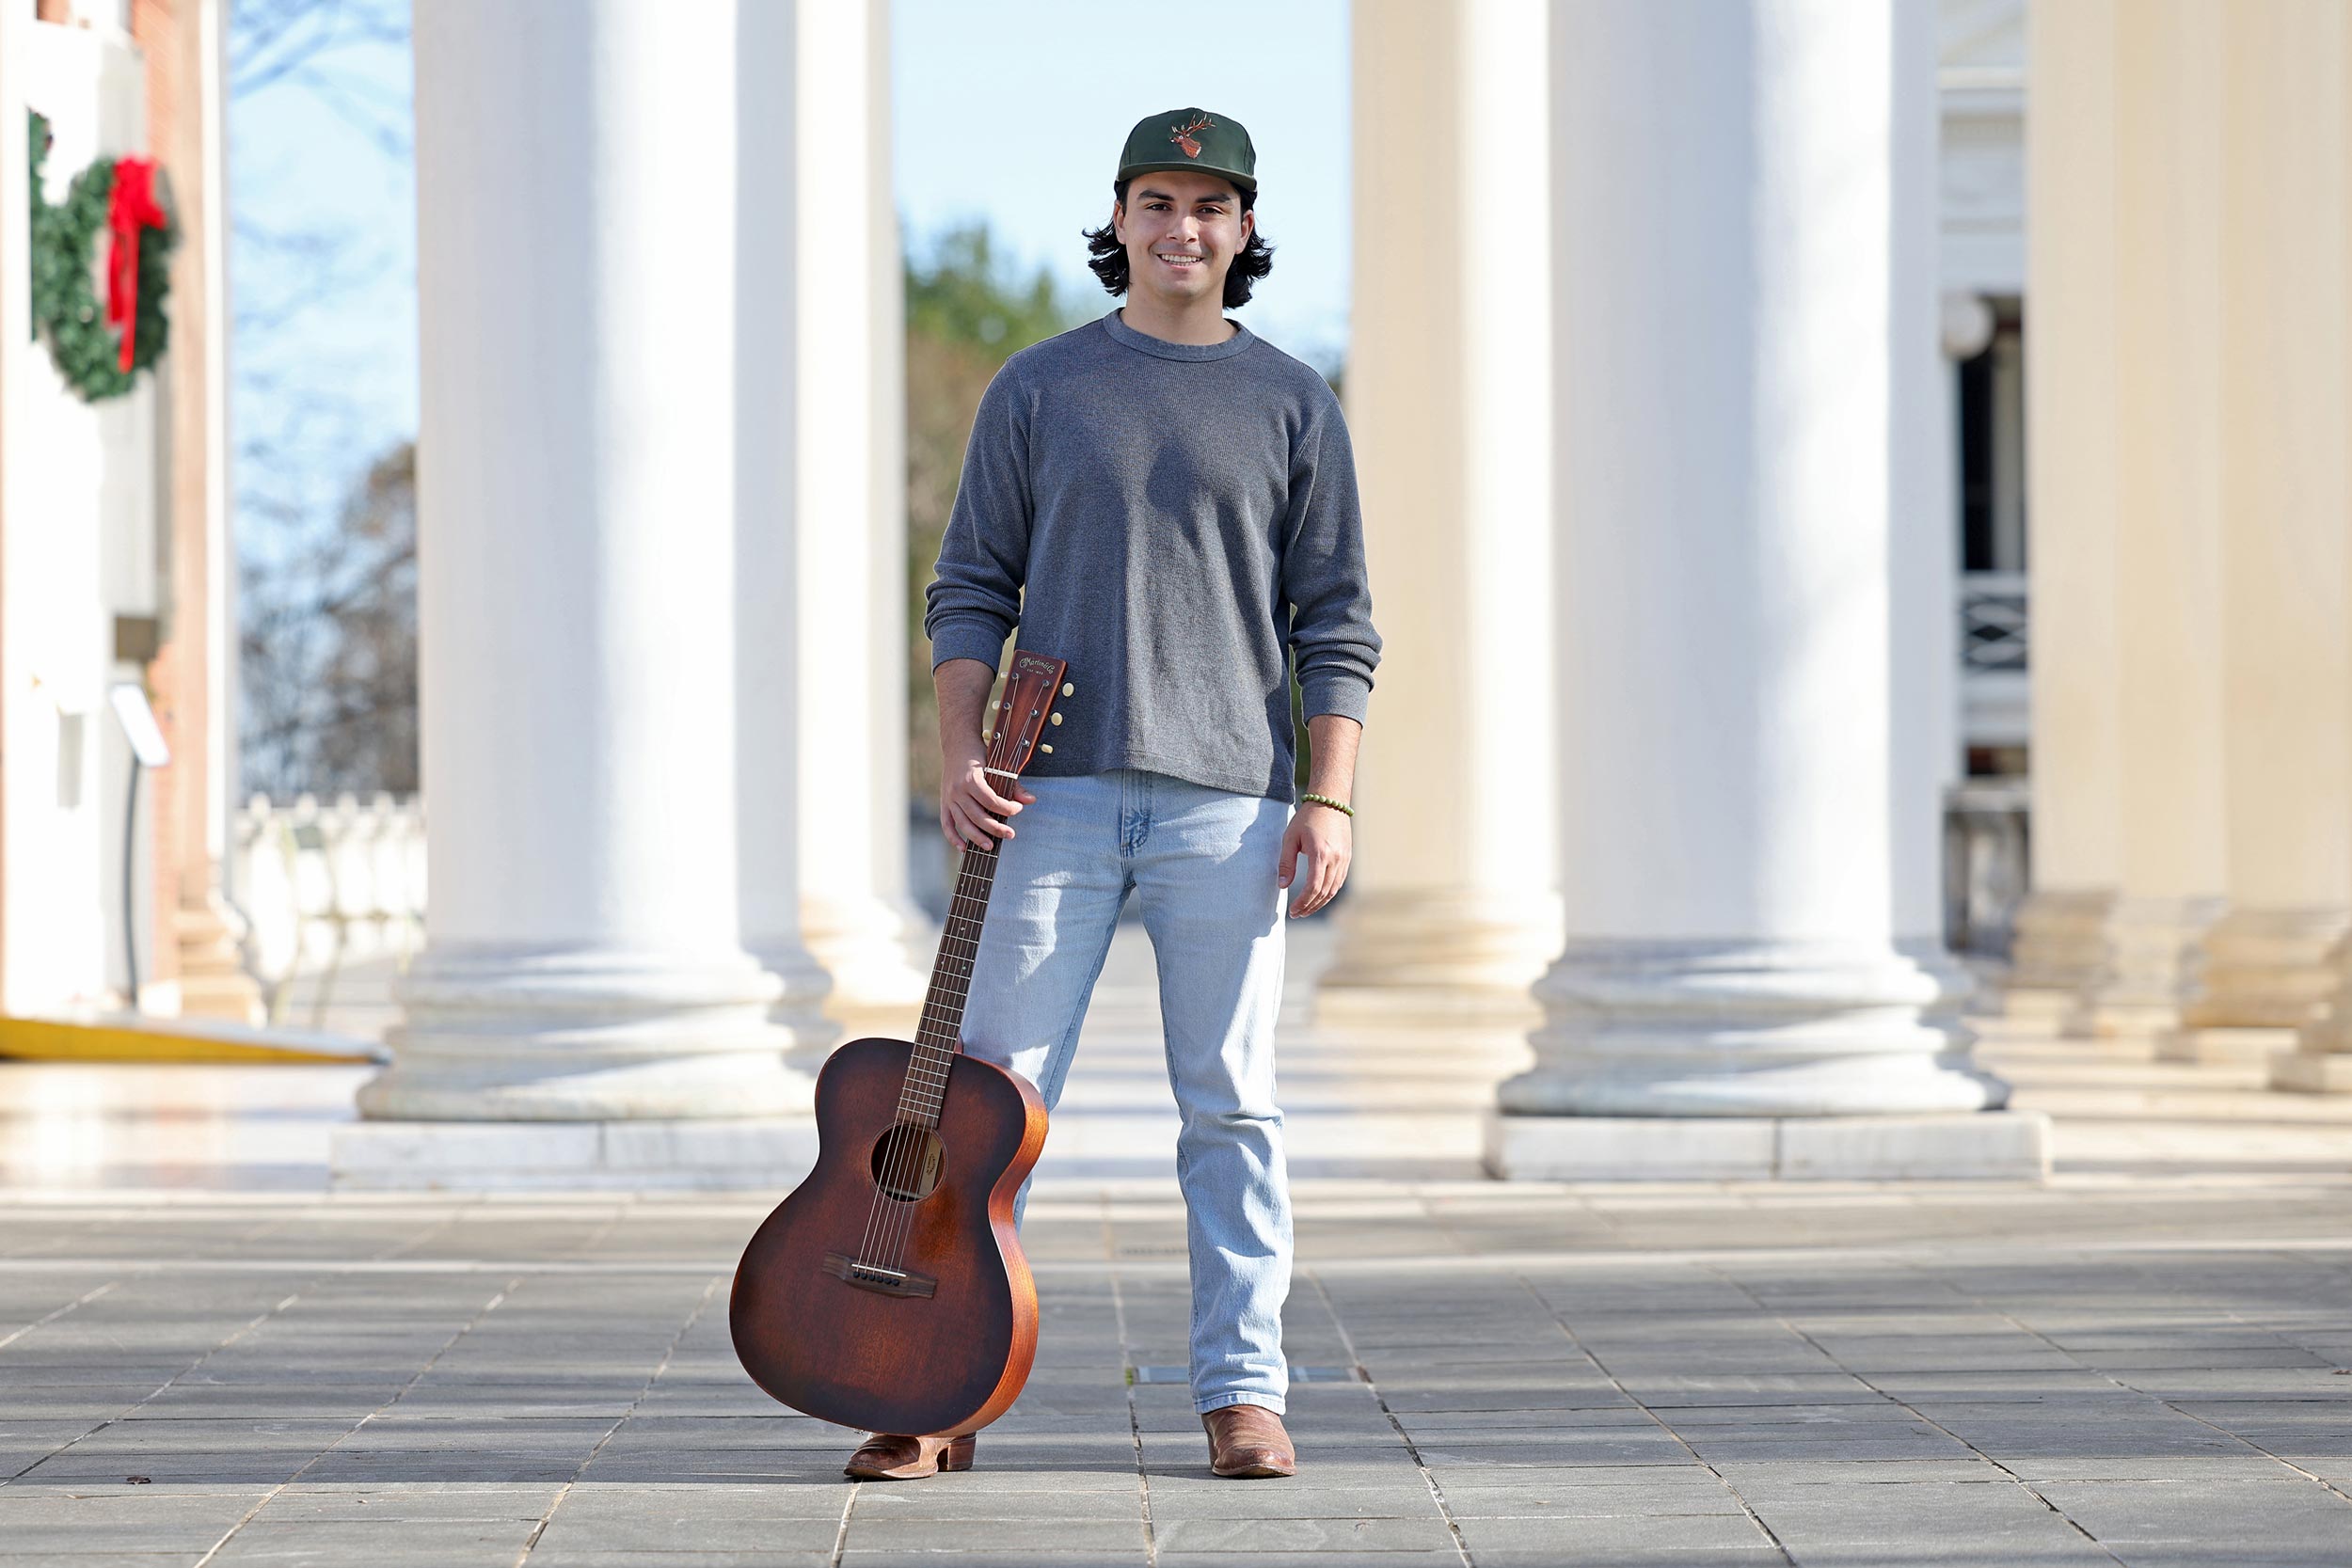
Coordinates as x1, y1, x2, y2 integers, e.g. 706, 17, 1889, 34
2, 922, 2350, 1565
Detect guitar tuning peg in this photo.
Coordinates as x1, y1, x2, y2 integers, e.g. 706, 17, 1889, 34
1050, 713, 1062, 725
1039, 744, 1053, 754
1061, 683, 1074, 697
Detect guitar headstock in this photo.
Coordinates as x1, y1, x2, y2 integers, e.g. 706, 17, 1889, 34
984, 649, 1072, 779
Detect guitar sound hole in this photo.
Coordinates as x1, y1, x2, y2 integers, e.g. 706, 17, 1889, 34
869, 1124, 946, 1202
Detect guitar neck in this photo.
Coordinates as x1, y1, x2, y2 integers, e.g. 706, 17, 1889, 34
892, 648, 1068, 1128
900, 833, 1002, 1123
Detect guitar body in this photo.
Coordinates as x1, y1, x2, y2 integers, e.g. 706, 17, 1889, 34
732, 646, 1070, 1443
730, 1036, 1049, 1438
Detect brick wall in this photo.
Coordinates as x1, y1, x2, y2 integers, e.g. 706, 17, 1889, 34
130, 0, 198, 999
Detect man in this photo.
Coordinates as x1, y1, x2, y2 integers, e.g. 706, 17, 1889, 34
846, 107, 1378, 1484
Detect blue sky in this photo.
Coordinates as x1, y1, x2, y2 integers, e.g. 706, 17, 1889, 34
891, 0, 1351, 364
228, 0, 1351, 549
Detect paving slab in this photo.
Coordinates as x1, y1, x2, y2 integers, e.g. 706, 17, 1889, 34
528, 1556, 833, 1568
204, 1516, 548, 1565
4, 932, 2352, 1561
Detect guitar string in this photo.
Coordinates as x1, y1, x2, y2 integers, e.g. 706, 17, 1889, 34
865, 730, 1012, 1277
869, 819, 993, 1275
860, 673, 1048, 1280
884, 861, 994, 1275
857, 689, 1021, 1272
874, 843, 996, 1276
873, 849, 987, 1268
872, 686, 1029, 1275
856, 855, 983, 1271
856, 875, 977, 1271
871, 689, 1033, 1278
870, 905, 964, 1254
853, 847, 977, 1274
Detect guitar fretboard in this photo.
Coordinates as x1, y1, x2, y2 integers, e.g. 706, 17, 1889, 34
898, 832, 1002, 1127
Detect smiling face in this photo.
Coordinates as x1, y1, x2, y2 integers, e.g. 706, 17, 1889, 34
1112, 168, 1254, 305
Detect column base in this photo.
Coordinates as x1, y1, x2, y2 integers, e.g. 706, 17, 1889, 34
2270, 969, 2352, 1092
747, 934, 849, 1073
173, 897, 265, 1024
1991, 985, 2088, 1022
1502, 937, 2011, 1117
2067, 895, 2224, 1037
2063, 1000, 2177, 1040
2271, 1051, 2352, 1094
1483, 1108, 2050, 1180
1896, 935, 1980, 1024
798, 891, 935, 1044
2179, 904, 2348, 1031
1313, 887, 1561, 1027
2153, 1025, 2299, 1067
1316, 984, 1542, 1029
358, 943, 824, 1121
331, 1118, 818, 1191
2006, 886, 2116, 993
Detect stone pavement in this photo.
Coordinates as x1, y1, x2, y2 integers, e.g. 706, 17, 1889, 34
2, 923, 2351, 1565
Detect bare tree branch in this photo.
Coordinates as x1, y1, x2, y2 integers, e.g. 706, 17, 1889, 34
230, 0, 407, 103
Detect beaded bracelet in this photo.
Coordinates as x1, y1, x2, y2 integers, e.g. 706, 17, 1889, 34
1300, 791, 1354, 817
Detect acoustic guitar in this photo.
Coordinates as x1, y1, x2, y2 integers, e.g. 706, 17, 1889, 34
731, 650, 1071, 1439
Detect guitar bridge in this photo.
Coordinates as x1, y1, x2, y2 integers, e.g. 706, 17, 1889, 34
822, 1250, 938, 1299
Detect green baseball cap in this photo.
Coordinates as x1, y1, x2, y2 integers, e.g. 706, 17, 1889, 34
1116, 106, 1257, 194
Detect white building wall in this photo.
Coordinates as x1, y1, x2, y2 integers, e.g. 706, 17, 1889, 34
9, 24, 163, 1016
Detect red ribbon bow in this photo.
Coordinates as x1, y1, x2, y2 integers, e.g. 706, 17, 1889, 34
104, 157, 167, 372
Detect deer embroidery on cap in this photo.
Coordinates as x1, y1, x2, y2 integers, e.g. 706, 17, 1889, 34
1169, 112, 1214, 159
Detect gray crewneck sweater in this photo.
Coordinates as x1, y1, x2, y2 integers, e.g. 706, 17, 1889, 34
924, 307, 1381, 802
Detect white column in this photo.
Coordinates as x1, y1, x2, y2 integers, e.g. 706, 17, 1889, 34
2074, 0, 2230, 1037
1318, 0, 1560, 1022
2164, 1, 2352, 1066
167, 0, 262, 1023
785, 0, 931, 1039
733, 0, 843, 1061
342, 0, 819, 1179
2008, 0, 2125, 1006
1487, 0, 2040, 1181
2250, 0, 2352, 1092
1887, 0, 1971, 1017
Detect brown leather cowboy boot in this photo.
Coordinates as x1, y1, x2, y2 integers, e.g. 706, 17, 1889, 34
842, 1432, 977, 1480
1201, 1404, 1296, 1478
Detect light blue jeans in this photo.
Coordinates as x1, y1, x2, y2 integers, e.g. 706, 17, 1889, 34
958, 768, 1293, 1415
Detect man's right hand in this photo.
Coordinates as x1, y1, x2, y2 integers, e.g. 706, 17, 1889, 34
932, 657, 1035, 850
940, 752, 1036, 851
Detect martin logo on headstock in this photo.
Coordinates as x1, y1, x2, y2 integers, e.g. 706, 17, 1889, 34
981, 651, 1071, 784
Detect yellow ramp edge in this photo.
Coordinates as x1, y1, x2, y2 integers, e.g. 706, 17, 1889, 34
0, 1015, 383, 1065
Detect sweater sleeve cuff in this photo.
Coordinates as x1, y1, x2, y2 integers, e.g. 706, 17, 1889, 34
1300, 673, 1371, 726
930, 617, 1009, 674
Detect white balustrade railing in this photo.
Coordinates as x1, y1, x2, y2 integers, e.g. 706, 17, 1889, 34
227, 783, 2036, 1023
1960, 570, 2028, 672
230, 793, 427, 1027
1943, 777, 2030, 959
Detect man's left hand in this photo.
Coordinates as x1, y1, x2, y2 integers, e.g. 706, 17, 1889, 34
1279, 802, 1351, 918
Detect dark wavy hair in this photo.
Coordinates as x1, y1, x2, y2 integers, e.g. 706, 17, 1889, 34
1081, 176, 1276, 309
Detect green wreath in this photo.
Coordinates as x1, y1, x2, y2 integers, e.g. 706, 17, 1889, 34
27, 111, 178, 404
